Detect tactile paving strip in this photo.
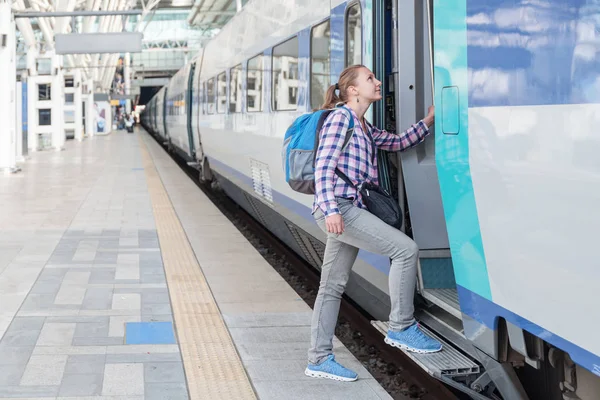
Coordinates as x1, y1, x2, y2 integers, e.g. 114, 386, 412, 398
138, 136, 257, 400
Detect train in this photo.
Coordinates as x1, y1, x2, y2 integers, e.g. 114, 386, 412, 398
141, 0, 600, 399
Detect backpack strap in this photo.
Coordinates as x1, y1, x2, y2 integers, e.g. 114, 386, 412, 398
312, 107, 355, 167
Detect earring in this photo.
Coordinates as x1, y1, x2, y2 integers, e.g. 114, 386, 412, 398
356, 98, 359, 103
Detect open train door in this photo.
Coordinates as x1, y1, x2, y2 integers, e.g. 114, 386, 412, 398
394, 0, 457, 317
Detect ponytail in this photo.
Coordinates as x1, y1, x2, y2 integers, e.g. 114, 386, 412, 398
319, 64, 365, 110
321, 84, 341, 109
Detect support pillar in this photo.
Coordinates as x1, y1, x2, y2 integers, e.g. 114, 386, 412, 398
0, 1, 18, 172
85, 79, 95, 137
74, 69, 84, 141
51, 54, 65, 151
124, 52, 131, 113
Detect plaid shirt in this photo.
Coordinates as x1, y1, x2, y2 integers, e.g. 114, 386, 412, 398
313, 107, 430, 217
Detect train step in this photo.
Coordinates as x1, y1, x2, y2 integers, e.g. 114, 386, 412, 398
371, 320, 480, 378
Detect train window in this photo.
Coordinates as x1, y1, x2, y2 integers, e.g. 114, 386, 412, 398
247, 54, 263, 112
207, 78, 215, 114
229, 64, 243, 113
272, 36, 299, 111
345, 3, 362, 66
310, 19, 331, 110
217, 72, 227, 114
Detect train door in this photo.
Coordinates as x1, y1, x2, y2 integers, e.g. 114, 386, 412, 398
385, 0, 457, 317
186, 62, 196, 158
162, 88, 169, 140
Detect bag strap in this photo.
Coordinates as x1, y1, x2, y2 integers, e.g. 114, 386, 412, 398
334, 168, 357, 190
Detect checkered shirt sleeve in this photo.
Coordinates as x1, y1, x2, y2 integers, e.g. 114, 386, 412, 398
313, 111, 351, 217
369, 120, 429, 151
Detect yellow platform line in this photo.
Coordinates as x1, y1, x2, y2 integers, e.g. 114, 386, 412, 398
138, 135, 257, 400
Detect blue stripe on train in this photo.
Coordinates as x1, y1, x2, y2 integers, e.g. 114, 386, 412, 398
466, 0, 600, 107
458, 285, 600, 377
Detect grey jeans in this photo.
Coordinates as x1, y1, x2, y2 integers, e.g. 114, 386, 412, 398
308, 199, 418, 364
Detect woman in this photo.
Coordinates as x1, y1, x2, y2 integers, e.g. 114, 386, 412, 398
305, 65, 442, 382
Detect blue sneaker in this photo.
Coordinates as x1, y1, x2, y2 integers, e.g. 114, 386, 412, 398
305, 354, 358, 382
385, 323, 443, 354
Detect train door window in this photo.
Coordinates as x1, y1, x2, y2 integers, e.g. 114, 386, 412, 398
229, 64, 243, 113
345, 2, 362, 66
217, 72, 227, 114
207, 78, 215, 114
247, 54, 263, 112
272, 36, 299, 111
310, 19, 331, 110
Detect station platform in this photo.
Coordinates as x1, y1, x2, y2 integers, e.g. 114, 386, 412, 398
0, 128, 392, 400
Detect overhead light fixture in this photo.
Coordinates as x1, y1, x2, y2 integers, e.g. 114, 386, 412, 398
171, 0, 193, 5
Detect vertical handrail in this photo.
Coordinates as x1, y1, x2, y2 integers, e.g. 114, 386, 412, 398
426, 0, 435, 99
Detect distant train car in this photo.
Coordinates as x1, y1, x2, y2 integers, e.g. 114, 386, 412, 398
142, 1, 600, 399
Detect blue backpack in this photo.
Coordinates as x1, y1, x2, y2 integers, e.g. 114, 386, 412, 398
282, 107, 354, 194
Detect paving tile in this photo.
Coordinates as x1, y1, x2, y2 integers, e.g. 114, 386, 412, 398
0, 324, 43, 347
0, 385, 60, 398
73, 321, 110, 338
105, 353, 182, 363
55, 286, 87, 305
94, 252, 118, 264
111, 293, 141, 310
108, 315, 141, 337
1, 317, 46, 345
98, 239, 120, 250
145, 382, 188, 400
138, 238, 160, 249
82, 288, 114, 310
102, 363, 144, 396
141, 315, 173, 323
72, 251, 97, 262
0, 363, 28, 386
115, 265, 140, 280
140, 274, 166, 284
119, 237, 139, 247
105, 344, 180, 354
116, 254, 139, 265
125, 322, 175, 345
141, 291, 170, 304
0, 344, 35, 365
141, 303, 172, 316
59, 373, 103, 396
20, 354, 68, 386
36, 323, 76, 346
29, 281, 62, 295
73, 337, 124, 346
63, 271, 92, 285
144, 362, 185, 383
64, 354, 106, 375
47, 316, 109, 324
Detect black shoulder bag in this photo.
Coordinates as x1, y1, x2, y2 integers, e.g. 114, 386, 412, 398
334, 126, 403, 230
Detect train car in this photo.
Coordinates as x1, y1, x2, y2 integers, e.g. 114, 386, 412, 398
154, 86, 168, 142
141, 1, 600, 399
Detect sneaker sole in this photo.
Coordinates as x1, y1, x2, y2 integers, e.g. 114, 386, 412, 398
304, 368, 358, 382
384, 337, 443, 354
